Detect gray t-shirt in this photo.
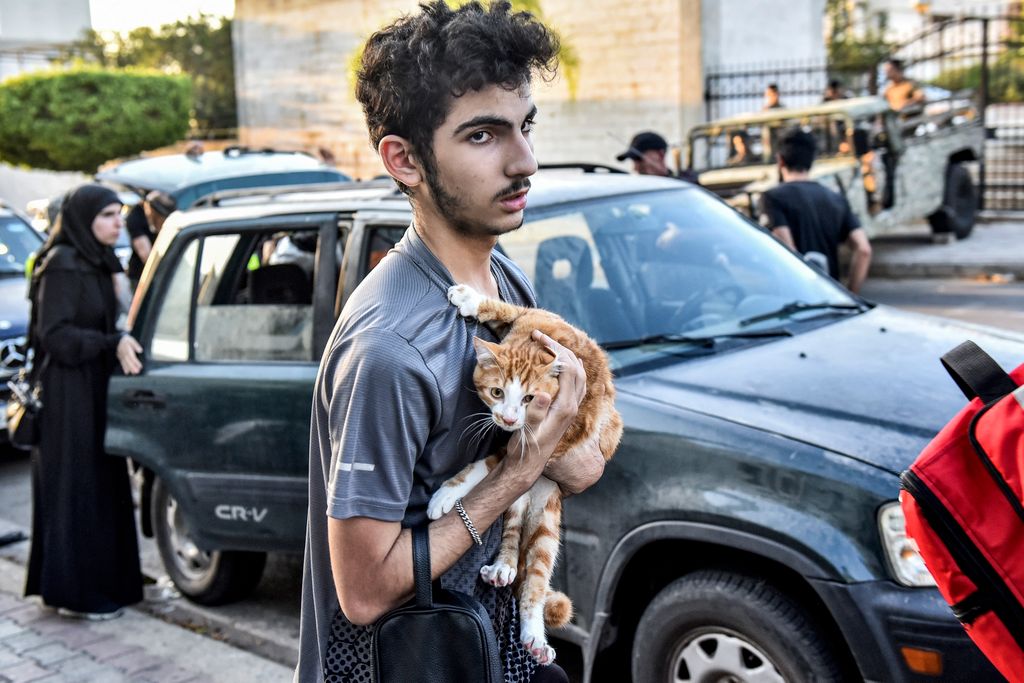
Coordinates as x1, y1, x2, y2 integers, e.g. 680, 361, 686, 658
295, 225, 539, 683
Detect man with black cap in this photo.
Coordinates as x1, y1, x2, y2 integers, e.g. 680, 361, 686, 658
616, 131, 673, 177
617, 131, 699, 183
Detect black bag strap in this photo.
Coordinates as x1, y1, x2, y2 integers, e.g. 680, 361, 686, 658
411, 525, 432, 608
941, 340, 1017, 404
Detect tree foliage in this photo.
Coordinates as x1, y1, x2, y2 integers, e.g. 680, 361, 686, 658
932, 56, 1024, 103
932, 11, 1024, 103
57, 14, 235, 135
826, 0, 894, 92
0, 68, 191, 172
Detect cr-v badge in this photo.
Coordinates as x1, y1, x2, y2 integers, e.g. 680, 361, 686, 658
215, 505, 268, 523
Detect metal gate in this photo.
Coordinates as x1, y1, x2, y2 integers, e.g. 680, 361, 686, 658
891, 13, 1024, 211
703, 10, 1024, 211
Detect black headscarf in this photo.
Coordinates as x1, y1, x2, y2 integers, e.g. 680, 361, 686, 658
28, 184, 124, 348
35, 184, 124, 276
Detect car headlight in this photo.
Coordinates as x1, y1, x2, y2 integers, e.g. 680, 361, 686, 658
879, 501, 936, 587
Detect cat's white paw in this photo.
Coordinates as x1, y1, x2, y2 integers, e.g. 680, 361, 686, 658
480, 562, 517, 587
521, 630, 556, 666
427, 486, 461, 520
448, 284, 483, 318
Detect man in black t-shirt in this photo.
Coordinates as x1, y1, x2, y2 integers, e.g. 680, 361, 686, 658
761, 128, 872, 294
126, 191, 175, 288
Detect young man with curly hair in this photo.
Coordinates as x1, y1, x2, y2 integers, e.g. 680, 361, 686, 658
295, 3, 605, 681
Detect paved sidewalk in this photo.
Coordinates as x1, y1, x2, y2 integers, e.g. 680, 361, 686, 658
0, 557, 292, 683
870, 217, 1024, 278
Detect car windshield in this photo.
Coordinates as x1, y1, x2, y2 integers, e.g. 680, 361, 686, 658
501, 188, 858, 363
690, 115, 855, 172
0, 215, 43, 275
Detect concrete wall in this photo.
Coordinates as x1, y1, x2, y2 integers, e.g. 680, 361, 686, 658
0, 0, 90, 45
234, 0, 706, 178
0, 163, 87, 216
233, 0, 829, 178
0, 0, 91, 81
701, 0, 826, 69
529, 0, 703, 169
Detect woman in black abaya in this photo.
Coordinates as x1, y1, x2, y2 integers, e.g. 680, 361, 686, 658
25, 184, 145, 619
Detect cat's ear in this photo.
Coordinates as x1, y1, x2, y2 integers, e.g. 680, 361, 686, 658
473, 337, 501, 369
547, 359, 564, 377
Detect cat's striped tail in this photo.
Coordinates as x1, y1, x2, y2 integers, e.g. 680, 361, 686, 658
544, 590, 573, 629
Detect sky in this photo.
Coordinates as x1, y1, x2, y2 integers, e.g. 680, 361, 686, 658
89, 0, 235, 33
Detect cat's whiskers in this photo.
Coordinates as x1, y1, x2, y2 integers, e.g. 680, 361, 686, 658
522, 421, 539, 461
459, 413, 496, 455
459, 414, 493, 445
467, 419, 496, 456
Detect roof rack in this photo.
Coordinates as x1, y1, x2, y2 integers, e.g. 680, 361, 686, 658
538, 163, 627, 174
192, 178, 402, 208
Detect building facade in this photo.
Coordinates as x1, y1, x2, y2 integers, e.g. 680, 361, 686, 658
0, 0, 91, 81
233, 0, 826, 179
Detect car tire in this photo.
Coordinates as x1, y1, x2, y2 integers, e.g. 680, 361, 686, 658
151, 477, 266, 605
632, 570, 844, 683
928, 163, 977, 240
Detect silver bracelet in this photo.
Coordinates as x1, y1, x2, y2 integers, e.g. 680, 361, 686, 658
454, 498, 482, 546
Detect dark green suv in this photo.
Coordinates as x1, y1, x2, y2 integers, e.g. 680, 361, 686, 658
108, 171, 1016, 682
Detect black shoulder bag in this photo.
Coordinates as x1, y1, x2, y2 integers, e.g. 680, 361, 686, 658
371, 524, 501, 683
5, 346, 47, 451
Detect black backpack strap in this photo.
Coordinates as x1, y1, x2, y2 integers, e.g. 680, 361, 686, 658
411, 524, 433, 608
941, 340, 1017, 404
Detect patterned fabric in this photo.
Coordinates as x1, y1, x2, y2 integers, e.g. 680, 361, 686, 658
322, 522, 537, 682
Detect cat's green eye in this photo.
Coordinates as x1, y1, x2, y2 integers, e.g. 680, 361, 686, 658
522, 395, 534, 404
491, 387, 504, 399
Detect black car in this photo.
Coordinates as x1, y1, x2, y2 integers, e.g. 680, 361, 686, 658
0, 205, 44, 441
107, 171, 1015, 681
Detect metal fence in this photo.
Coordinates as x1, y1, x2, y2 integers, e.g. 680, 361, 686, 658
704, 10, 1024, 211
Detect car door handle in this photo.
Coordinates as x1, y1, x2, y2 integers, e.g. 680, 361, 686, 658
121, 389, 166, 409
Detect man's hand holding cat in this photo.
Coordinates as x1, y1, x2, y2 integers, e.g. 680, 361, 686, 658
532, 330, 606, 495
501, 332, 586, 486
532, 330, 587, 407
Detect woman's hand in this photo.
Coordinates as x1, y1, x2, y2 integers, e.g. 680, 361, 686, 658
116, 334, 143, 375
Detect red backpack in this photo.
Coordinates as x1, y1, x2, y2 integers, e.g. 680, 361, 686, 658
901, 340, 1024, 682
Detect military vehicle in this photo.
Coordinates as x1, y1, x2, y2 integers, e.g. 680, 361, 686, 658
687, 96, 984, 239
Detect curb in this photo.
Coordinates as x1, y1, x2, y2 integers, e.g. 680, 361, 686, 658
978, 211, 1024, 223
869, 262, 1024, 279
135, 598, 298, 670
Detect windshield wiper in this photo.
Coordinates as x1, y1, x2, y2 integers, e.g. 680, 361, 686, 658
738, 301, 865, 328
603, 328, 792, 350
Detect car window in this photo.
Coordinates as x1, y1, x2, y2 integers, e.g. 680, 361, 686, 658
193, 229, 317, 362
0, 216, 43, 274
150, 238, 198, 362
503, 188, 856, 349
364, 226, 406, 274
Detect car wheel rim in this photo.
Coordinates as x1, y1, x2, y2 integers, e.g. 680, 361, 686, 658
669, 629, 785, 683
164, 493, 214, 581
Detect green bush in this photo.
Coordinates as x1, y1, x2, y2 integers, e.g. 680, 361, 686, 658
932, 53, 1024, 104
0, 68, 192, 172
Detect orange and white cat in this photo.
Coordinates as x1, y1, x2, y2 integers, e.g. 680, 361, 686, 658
428, 283, 622, 665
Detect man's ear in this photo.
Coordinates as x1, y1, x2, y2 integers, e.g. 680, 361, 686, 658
473, 337, 500, 368
378, 135, 423, 189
